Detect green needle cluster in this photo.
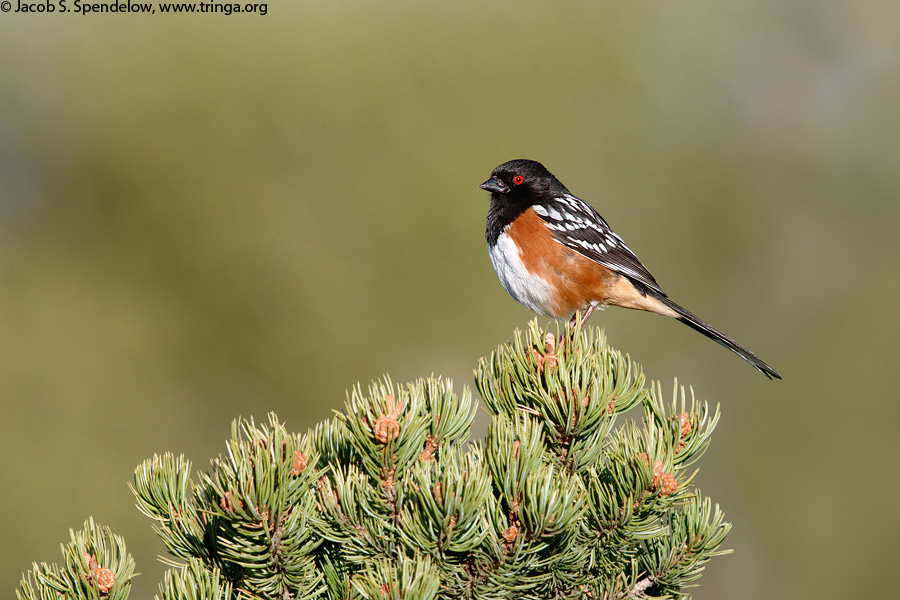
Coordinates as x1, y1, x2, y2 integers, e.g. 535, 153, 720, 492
17, 320, 730, 600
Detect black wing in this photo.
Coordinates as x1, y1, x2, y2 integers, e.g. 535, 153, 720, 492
532, 194, 667, 297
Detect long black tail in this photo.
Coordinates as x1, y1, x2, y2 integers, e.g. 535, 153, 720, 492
658, 296, 781, 380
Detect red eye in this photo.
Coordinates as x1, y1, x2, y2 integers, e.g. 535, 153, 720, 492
513, 175, 524, 185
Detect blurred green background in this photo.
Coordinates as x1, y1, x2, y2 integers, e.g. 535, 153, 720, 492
1, 1, 898, 598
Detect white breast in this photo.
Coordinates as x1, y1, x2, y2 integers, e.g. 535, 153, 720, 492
489, 231, 556, 317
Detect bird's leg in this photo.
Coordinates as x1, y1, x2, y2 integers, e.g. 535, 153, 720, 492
577, 304, 595, 326
564, 305, 596, 343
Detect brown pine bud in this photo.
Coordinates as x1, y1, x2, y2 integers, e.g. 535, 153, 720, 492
291, 450, 307, 476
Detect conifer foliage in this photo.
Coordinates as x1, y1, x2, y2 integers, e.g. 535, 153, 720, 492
17, 320, 731, 600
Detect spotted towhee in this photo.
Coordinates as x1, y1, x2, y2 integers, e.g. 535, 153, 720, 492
481, 159, 780, 379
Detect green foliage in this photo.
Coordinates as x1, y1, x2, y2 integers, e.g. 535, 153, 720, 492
16, 320, 731, 599
16, 518, 135, 600
157, 560, 232, 600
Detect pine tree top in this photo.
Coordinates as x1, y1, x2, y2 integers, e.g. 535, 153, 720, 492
18, 320, 730, 600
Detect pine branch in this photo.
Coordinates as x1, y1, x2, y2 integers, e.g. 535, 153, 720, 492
17, 319, 732, 600
16, 518, 135, 600
157, 560, 233, 600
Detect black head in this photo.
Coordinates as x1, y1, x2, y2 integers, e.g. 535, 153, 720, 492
479, 159, 569, 205
482, 159, 570, 244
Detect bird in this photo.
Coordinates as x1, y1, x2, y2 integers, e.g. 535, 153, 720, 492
480, 159, 781, 379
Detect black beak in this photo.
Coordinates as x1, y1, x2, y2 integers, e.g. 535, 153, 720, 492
479, 176, 508, 194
